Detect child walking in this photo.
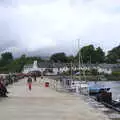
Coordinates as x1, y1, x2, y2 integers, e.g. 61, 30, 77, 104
27, 76, 32, 90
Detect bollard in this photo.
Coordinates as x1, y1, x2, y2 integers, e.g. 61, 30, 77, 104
45, 82, 49, 87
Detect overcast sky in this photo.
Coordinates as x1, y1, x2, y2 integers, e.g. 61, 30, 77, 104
0, 0, 120, 57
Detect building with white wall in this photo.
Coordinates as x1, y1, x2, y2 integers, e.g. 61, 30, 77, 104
97, 64, 120, 75
23, 61, 120, 75
23, 61, 71, 75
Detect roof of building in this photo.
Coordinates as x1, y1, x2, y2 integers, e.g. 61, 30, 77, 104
24, 64, 33, 68
24, 61, 120, 70
38, 62, 53, 68
37, 62, 70, 68
98, 64, 120, 69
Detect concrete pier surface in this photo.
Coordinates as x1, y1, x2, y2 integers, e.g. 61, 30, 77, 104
0, 78, 109, 120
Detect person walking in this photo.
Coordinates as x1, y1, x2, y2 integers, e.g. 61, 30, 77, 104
33, 73, 37, 82
27, 76, 32, 91
0, 78, 9, 97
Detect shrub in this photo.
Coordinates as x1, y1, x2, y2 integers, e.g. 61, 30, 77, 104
112, 71, 120, 76
91, 69, 98, 76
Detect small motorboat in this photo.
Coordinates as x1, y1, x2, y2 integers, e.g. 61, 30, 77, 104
88, 84, 110, 95
115, 95, 120, 102
112, 96, 120, 107
115, 99, 120, 102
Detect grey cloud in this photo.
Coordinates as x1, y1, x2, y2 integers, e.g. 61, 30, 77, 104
0, 0, 120, 57
0, 0, 57, 6
0, 20, 18, 52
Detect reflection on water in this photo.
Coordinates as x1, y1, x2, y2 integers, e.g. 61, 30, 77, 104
88, 81, 120, 100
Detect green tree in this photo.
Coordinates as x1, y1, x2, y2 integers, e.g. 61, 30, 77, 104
91, 69, 98, 76
67, 55, 74, 62
106, 45, 120, 63
0, 53, 44, 73
76, 45, 96, 63
50, 52, 68, 63
0, 52, 13, 67
76, 45, 105, 64
95, 47, 105, 63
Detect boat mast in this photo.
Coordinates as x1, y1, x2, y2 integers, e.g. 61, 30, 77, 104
70, 62, 72, 80
78, 39, 81, 81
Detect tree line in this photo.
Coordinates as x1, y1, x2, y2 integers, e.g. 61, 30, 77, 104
50, 44, 120, 64
0, 53, 43, 73
0, 44, 120, 73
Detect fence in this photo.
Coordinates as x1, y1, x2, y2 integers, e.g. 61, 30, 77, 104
48, 77, 89, 95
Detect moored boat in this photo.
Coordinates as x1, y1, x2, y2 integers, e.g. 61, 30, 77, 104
88, 84, 110, 95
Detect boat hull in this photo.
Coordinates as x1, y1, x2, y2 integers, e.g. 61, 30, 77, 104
89, 87, 110, 95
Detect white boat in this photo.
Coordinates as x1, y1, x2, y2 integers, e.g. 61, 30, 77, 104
70, 81, 88, 94
115, 95, 120, 102
115, 99, 120, 102
81, 82, 88, 88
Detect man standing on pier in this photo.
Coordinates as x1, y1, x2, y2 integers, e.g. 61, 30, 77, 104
33, 73, 37, 82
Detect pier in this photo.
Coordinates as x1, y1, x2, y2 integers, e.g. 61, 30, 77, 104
0, 77, 109, 120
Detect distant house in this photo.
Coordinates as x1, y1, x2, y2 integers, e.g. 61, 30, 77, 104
23, 61, 41, 74
23, 61, 120, 75
111, 64, 120, 72
23, 64, 35, 73
52, 63, 69, 74
72, 64, 92, 71
22, 61, 70, 75
97, 64, 120, 74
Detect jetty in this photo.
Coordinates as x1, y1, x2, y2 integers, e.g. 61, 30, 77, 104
0, 77, 109, 120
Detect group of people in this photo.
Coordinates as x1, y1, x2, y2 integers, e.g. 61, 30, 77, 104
0, 77, 9, 97
0, 74, 40, 97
